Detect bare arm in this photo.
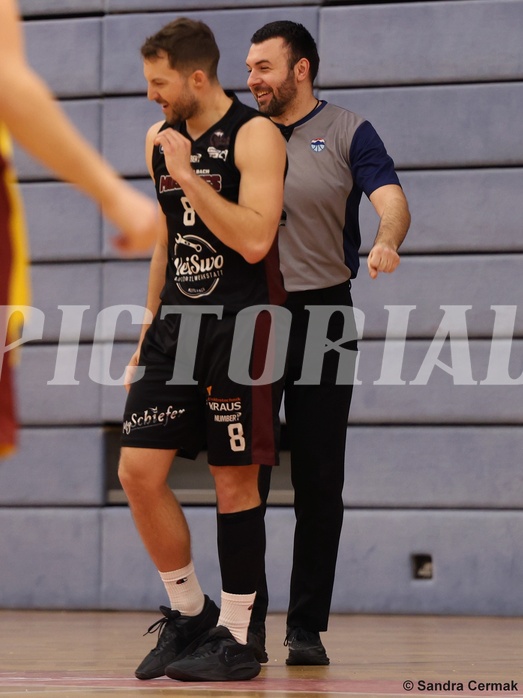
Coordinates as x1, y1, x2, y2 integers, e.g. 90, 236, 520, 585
367, 184, 411, 279
0, 0, 157, 253
139, 122, 170, 343
138, 206, 168, 344
124, 216, 167, 389
154, 116, 286, 263
124, 123, 168, 388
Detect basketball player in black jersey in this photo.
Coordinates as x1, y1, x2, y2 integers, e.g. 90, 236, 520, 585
118, 19, 286, 682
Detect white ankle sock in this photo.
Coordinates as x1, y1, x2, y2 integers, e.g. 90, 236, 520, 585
218, 590, 256, 645
159, 561, 205, 616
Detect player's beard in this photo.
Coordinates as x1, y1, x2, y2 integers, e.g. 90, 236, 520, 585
165, 91, 201, 125
256, 71, 298, 118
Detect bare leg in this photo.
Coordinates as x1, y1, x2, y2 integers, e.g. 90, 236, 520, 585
119, 446, 191, 572
211, 464, 261, 513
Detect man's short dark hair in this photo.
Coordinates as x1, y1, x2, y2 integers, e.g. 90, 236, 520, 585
250, 21, 319, 84
141, 18, 219, 79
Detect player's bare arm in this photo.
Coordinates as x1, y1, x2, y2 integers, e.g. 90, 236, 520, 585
125, 123, 169, 391
137, 204, 167, 341
154, 116, 285, 263
139, 121, 170, 332
367, 183, 411, 279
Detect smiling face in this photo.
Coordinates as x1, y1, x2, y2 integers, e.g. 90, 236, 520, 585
246, 37, 299, 118
143, 51, 200, 125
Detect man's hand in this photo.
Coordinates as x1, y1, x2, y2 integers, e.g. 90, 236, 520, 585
154, 128, 195, 185
108, 182, 159, 255
124, 348, 141, 393
367, 242, 400, 279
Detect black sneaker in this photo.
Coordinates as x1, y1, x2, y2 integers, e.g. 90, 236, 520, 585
284, 626, 330, 666
247, 620, 269, 663
165, 625, 261, 681
135, 596, 220, 680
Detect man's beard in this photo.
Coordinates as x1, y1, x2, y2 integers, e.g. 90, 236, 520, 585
165, 93, 200, 125
257, 72, 297, 117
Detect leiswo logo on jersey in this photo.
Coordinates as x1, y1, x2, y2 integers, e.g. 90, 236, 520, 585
172, 233, 224, 299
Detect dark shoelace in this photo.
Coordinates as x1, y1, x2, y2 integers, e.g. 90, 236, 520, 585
143, 609, 181, 639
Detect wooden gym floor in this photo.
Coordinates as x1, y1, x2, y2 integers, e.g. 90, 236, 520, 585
1, 610, 522, 697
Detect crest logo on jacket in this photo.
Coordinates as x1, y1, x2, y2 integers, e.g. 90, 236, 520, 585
310, 138, 326, 152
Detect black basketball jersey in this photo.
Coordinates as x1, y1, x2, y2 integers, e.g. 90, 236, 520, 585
151, 92, 286, 316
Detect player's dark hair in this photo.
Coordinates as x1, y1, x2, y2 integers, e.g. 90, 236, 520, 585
141, 18, 219, 79
250, 21, 319, 84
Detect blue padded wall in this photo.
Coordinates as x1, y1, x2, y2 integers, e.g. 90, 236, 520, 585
0, 509, 101, 608
2, 0, 522, 615
320, 84, 523, 168
319, 1, 523, 86
0, 428, 105, 506
20, 0, 104, 13
342, 427, 523, 509
24, 19, 102, 97
359, 169, 523, 254
17, 346, 102, 425
333, 510, 523, 615
20, 184, 102, 262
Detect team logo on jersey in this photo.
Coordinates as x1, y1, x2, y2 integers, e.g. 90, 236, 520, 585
310, 138, 326, 152
207, 131, 230, 160
159, 172, 222, 194
173, 233, 224, 299
210, 130, 230, 148
207, 146, 228, 160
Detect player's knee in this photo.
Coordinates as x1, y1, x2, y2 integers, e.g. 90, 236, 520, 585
211, 465, 261, 513
118, 458, 138, 494
118, 449, 153, 494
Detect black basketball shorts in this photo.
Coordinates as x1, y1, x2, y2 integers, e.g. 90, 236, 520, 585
121, 312, 284, 466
